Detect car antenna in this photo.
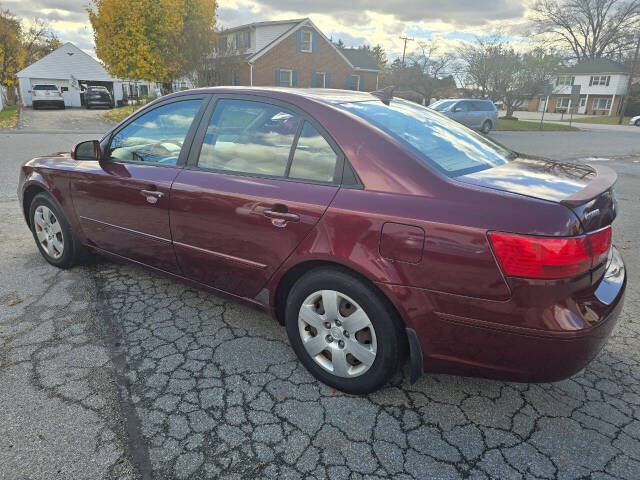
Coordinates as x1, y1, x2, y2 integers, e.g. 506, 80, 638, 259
370, 86, 395, 105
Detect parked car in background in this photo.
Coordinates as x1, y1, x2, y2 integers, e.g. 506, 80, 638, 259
430, 98, 498, 133
31, 84, 64, 110
18, 87, 625, 394
630, 115, 640, 126
85, 86, 114, 109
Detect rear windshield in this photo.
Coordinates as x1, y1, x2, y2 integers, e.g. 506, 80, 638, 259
33, 85, 58, 91
341, 99, 513, 177
430, 100, 456, 112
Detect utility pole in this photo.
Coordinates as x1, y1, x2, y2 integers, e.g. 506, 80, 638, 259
399, 35, 414, 66
618, 34, 640, 125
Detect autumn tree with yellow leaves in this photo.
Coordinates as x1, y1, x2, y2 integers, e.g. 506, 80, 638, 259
88, 0, 217, 83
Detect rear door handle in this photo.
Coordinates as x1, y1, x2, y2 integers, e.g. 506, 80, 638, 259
140, 189, 164, 199
263, 209, 300, 223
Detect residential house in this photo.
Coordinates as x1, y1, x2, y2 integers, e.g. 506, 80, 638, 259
526, 58, 631, 116
215, 18, 381, 91
16, 42, 193, 108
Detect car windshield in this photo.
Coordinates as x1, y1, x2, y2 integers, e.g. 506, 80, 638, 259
341, 99, 513, 177
430, 100, 457, 112
33, 85, 58, 91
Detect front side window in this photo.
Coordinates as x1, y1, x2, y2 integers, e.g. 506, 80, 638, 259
197, 99, 301, 177
341, 99, 513, 177
430, 100, 456, 112
280, 70, 293, 87
289, 122, 338, 182
301, 30, 312, 52
109, 100, 202, 166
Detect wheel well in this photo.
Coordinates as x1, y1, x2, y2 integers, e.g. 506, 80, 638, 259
273, 260, 406, 330
22, 185, 46, 226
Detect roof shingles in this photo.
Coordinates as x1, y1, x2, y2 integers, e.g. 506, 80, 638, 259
562, 58, 630, 75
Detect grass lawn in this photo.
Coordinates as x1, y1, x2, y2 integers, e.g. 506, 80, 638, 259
101, 105, 142, 123
496, 118, 579, 131
0, 105, 19, 129
560, 115, 634, 125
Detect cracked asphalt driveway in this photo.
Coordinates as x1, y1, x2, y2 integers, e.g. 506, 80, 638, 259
1, 120, 639, 479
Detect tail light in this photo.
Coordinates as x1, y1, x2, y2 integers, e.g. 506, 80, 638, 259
488, 226, 612, 279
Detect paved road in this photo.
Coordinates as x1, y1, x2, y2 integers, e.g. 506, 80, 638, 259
1, 110, 639, 479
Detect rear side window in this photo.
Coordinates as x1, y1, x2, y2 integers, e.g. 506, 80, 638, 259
289, 122, 338, 182
33, 85, 58, 91
470, 101, 495, 111
341, 99, 512, 177
197, 99, 301, 177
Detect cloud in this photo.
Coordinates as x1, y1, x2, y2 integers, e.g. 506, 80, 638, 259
251, 0, 526, 26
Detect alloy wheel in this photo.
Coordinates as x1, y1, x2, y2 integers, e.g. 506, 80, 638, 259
33, 205, 64, 259
298, 290, 377, 378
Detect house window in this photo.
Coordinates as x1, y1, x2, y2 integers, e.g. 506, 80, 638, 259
279, 69, 293, 87
556, 75, 573, 86
349, 75, 360, 91
593, 98, 612, 110
300, 30, 312, 53
315, 72, 326, 88
235, 30, 250, 50
557, 97, 571, 109
589, 75, 610, 86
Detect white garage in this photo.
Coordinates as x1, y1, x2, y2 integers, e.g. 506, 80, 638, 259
16, 42, 158, 108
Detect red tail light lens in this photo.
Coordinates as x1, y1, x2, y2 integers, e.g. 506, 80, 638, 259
489, 232, 592, 279
589, 226, 612, 268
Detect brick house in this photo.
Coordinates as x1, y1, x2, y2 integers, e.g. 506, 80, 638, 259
525, 58, 631, 116
216, 18, 380, 91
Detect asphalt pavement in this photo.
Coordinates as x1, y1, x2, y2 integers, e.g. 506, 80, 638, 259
0, 109, 639, 480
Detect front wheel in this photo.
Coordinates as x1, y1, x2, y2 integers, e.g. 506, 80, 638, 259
285, 268, 404, 394
635, 119, 640, 127
29, 192, 86, 269
481, 120, 492, 134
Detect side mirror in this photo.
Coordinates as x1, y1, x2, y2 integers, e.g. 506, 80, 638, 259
72, 140, 102, 161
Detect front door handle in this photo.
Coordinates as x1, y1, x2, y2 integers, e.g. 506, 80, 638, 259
140, 189, 164, 199
263, 209, 300, 223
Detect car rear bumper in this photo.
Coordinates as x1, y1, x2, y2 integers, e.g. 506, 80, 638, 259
379, 246, 626, 382
33, 99, 64, 106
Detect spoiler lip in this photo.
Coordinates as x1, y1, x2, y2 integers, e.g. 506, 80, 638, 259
560, 164, 617, 208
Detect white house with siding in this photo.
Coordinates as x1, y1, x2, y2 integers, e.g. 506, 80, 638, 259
16, 43, 173, 108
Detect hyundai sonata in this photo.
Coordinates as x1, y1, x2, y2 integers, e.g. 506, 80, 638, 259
18, 87, 626, 394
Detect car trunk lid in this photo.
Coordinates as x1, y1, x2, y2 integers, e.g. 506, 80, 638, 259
457, 157, 617, 233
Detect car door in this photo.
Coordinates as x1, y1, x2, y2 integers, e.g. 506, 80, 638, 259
450, 101, 472, 126
70, 96, 208, 273
169, 96, 343, 298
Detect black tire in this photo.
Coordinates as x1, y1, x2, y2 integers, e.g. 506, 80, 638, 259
481, 120, 492, 134
29, 192, 86, 269
635, 119, 640, 127
285, 267, 404, 394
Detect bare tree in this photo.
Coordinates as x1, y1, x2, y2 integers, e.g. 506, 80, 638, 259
530, 0, 640, 61
405, 40, 454, 102
195, 29, 245, 87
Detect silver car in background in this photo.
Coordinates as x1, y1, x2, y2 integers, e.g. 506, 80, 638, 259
430, 98, 498, 133
31, 84, 65, 110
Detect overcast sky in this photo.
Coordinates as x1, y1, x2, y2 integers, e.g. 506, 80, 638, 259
3, 0, 531, 58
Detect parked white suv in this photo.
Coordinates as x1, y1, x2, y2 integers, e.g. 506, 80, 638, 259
32, 84, 65, 109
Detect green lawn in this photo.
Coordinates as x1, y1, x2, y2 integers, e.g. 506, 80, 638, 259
559, 115, 634, 125
101, 105, 142, 123
0, 105, 18, 129
496, 118, 579, 131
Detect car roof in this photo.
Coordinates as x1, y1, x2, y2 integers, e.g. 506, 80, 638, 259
168, 86, 379, 105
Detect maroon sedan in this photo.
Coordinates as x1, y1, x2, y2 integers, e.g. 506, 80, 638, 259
18, 87, 626, 394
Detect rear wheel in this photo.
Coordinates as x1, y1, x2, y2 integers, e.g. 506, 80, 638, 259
29, 193, 85, 269
285, 268, 403, 394
481, 120, 492, 134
